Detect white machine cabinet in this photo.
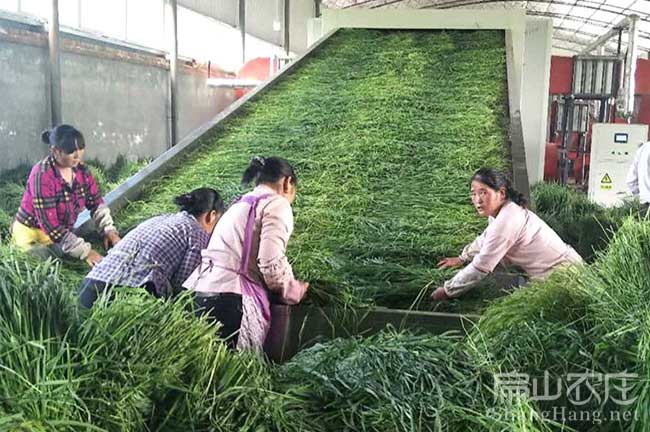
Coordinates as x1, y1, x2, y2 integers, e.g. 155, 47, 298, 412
588, 123, 649, 207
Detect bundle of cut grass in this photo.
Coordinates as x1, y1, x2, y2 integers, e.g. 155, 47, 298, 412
0, 244, 314, 431
0, 246, 79, 343
577, 218, 650, 431
0, 246, 91, 430
86, 156, 151, 196
274, 328, 554, 431
0, 182, 26, 238
466, 267, 603, 431
103, 155, 151, 189
86, 163, 109, 198
467, 218, 650, 431
75, 290, 316, 431
531, 183, 642, 261
115, 29, 510, 309
470, 267, 592, 377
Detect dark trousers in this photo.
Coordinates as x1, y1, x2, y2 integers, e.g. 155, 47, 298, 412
640, 203, 650, 219
194, 293, 243, 349
78, 278, 157, 309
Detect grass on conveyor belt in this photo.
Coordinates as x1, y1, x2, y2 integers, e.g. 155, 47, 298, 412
115, 28, 511, 310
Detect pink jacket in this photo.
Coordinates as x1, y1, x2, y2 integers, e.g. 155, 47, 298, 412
183, 185, 307, 304
444, 201, 583, 297
459, 201, 583, 278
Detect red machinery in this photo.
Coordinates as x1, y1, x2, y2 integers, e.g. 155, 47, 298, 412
544, 56, 650, 186
233, 55, 292, 98
234, 57, 279, 99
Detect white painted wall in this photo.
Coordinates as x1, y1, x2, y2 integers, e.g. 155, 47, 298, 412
178, 0, 317, 55
522, 17, 553, 183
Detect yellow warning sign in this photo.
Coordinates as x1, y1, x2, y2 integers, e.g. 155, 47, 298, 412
601, 173, 612, 184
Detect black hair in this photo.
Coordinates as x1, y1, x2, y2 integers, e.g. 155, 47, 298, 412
241, 156, 297, 186
173, 187, 225, 217
42, 124, 85, 154
471, 168, 528, 207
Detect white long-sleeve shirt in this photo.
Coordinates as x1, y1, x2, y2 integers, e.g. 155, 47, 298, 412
443, 201, 583, 297
626, 141, 650, 204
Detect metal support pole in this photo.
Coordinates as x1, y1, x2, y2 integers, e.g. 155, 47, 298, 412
124, 0, 128, 40
622, 14, 640, 117
165, 0, 178, 147
315, 0, 321, 17
559, 95, 574, 185
580, 16, 629, 55
239, 0, 246, 65
598, 98, 607, 122
284, 0, 290, 55
49, 0, 62, 126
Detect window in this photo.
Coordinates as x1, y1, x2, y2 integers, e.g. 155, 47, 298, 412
0, 0, 18, 13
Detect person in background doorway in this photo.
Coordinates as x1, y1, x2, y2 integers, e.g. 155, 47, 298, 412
626, 139, 650, 215
78, 187, 224, 308
12, 125, 120, 266
184, 156, 309, 352
432, 168, 583, 301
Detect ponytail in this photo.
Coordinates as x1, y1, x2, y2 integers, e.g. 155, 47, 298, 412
241, 156, 297, 186
506, 187, 528, 207
42, 124, 85, 154
173, 187, 225, 217
471, 168, 528, 208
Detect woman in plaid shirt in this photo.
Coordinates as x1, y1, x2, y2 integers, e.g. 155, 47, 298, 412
12, 125, 120, 266
79, 188, 224, 308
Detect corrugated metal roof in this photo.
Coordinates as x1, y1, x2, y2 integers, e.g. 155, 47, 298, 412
323, 0, 650, 55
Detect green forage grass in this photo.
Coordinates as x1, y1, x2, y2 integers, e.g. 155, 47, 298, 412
115, 29, 510, 309
531, 182, 643, 261
275, 328, 556, 431
0, 245, 313, 431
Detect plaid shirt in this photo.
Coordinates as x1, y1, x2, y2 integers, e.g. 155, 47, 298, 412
86, 212, 210, 294
16, 156, 103, 242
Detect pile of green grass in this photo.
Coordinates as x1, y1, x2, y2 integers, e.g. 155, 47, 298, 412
531, 183, 642, 261
275, 328, 555, 431
0, 245, 315, 431
115, 28, 510, 308
86, 155, 151, 196
578, 218, 650, 431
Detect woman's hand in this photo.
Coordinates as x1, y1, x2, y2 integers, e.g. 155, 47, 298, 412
431, 287, 449, 301
103, 231, 121, 250
437, 257, 464, 269
85, 249, 103, 267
